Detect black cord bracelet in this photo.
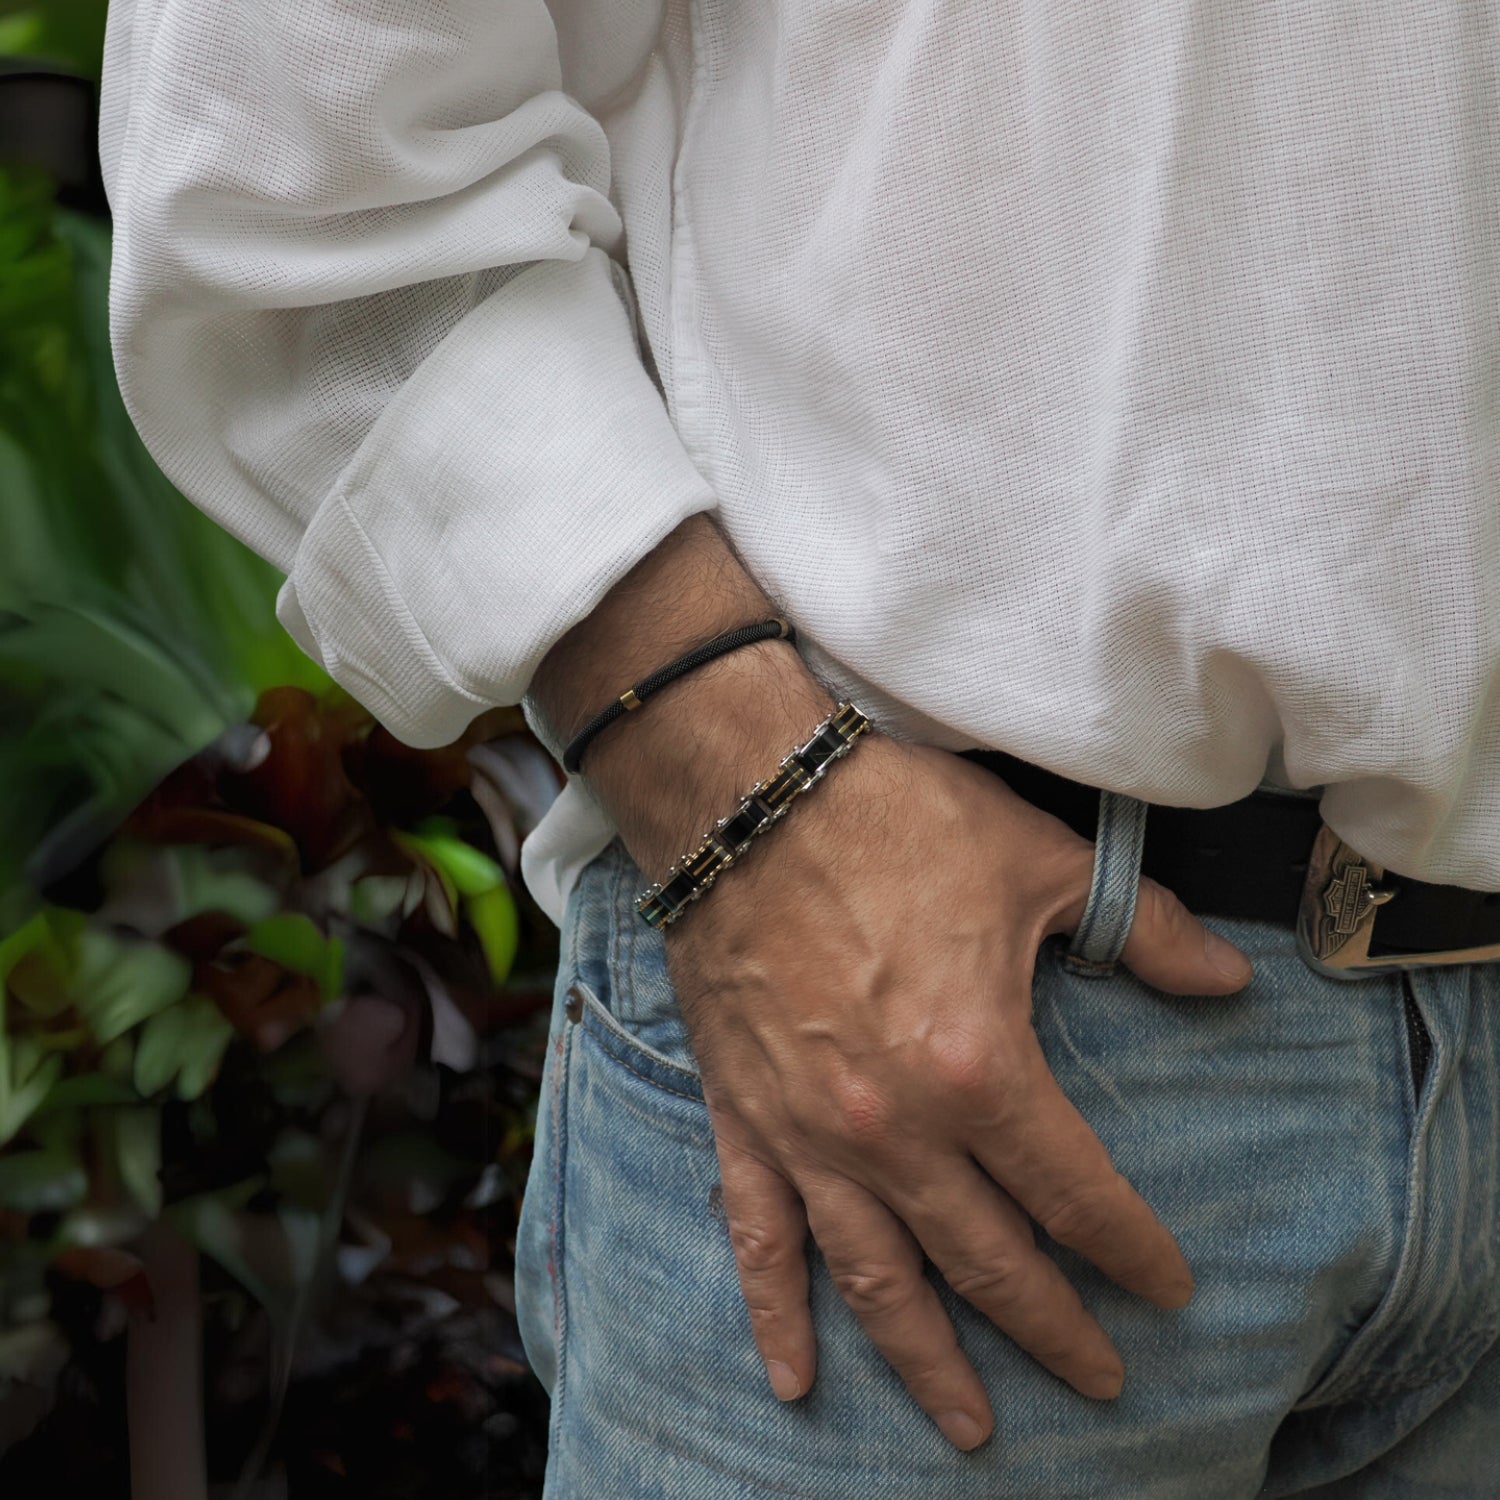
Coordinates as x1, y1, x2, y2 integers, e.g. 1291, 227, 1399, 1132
561, 617, 797, 775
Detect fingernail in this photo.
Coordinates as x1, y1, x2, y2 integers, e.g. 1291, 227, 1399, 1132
766, 1361, 802, 1401
1082, 1361, 1125, 1400
1160, 1274, 1196, 1309
936, 1410, 986, 1451
1205, 930, 1252, 984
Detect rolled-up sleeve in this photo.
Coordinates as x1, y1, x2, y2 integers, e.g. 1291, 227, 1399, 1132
99, 0, 715, 746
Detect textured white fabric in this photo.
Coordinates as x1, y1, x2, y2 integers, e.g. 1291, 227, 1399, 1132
102, 1, 1500, 924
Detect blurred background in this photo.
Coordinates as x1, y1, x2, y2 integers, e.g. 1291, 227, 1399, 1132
1, 6, 559, 1495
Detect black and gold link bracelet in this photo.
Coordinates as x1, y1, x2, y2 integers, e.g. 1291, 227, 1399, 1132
635, 701, 872, 929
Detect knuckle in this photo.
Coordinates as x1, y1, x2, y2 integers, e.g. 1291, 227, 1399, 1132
1139, 876, 1189, 936
741, 1294, 790, 1325
1133, 876, 1168, 925
1039, 1174, 1123, 1250
946, 1255, 1031, 1311
925, 1037, 995, 1100
825, 1073, 897, 1145
831, 1263, 915, 1321
728, 1217, 794, 1277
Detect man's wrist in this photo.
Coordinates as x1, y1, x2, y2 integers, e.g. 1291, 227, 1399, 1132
523, 513, 846, 875
580, 641, 839, 876
523, 511, 863, 880
527, 514, 769, 746
559, 617, 796, 775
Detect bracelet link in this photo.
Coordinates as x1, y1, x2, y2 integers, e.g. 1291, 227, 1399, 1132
634, 701, 873, 929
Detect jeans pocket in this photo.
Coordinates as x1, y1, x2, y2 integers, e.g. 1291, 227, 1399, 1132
1061, 789, 1151, 978
569, 977, 705, 1102
567, 836, 702, 1079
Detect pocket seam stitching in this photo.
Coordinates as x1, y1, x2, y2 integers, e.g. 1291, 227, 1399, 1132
572, 978, 704, 1087
587, 1033, 706, 1104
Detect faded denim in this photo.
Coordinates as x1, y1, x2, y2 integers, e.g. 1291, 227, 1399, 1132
516, 782, 1500, 1497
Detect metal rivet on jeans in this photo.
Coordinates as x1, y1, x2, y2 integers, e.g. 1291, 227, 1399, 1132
564, 986, 584, 1024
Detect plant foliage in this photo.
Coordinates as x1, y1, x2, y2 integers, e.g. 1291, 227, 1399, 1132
0, 154, 562, 1495
0, 0, 111, 79
0, 167, 330, 928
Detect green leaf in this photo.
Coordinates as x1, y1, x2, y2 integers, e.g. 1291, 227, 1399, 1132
0, 0, 111, 77
97, 841, 281, 931
254, 1031, 336, 1113
70, 930, 191, 1043
0, 912, 48, 985
466, 884, 521, 986
266, 1131, 332, 1211
164, 1187, 317, 1325
395, 828, 518, 981
0, 915, 77, 1024
1, 915, 81, 1141
98, 1034, 133, 1081
169, 846, 281, 927
133, 995, 235, 1100
34, 1072, 139, 1113
400, 827, 504, 898
241, 914, 344, 1002
348, 875, 409, 928
0, 908, 76, 990
0, 15, 44, 54
0, 1034, 63, 1147
0, 603, 229, 749
172, 1010, 236, 1101
110, 1105, 162, 1216
0, 1144, 87, 1213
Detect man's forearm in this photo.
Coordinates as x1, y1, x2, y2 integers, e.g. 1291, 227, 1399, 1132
527, 514, 838, 875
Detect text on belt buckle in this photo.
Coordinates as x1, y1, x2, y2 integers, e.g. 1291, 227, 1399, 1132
1296, 824, 1500, 979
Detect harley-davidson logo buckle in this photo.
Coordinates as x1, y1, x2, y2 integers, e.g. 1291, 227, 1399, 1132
1295, 823, 1500, 978
1295, 825, 1399, 979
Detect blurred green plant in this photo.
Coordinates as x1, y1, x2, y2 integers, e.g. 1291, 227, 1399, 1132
0, 161, 562, 1496
0, 0, 110, 79
0, 167, 331, 930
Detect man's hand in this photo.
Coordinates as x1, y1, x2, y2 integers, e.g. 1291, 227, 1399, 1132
526, 514, 1254, 1452
659, 730, 1252, 1451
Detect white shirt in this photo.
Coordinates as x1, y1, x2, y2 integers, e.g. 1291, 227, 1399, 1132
100, 1, 1500, 926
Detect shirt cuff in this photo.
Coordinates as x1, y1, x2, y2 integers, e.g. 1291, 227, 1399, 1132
275, 248, 716, 748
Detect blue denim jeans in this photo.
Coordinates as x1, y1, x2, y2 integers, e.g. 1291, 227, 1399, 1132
515, 785, 1500, 1497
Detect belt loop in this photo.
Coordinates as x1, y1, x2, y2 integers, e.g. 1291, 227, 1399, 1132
1063, 791, 1151, 977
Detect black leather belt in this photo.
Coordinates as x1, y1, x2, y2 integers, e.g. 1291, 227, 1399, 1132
958, 747, 1500, 971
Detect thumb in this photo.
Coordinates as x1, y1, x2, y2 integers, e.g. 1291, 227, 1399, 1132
1117, 876, 1254, 994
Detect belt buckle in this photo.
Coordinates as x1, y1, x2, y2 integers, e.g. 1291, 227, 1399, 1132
1296, 824, 1500, 979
